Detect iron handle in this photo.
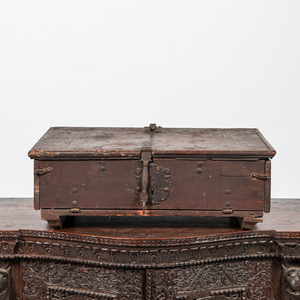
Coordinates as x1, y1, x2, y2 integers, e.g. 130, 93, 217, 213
35, 167, 52, 175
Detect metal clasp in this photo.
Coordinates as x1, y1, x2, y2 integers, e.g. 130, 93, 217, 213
144, 123, 162, 133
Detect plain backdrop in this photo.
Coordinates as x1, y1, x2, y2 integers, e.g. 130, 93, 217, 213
0, 1, 299, 198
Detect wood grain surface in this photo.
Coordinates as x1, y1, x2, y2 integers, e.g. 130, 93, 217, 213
28, 127, 276, 159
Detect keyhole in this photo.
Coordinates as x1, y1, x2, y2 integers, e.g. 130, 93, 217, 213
151, 188, 154, 195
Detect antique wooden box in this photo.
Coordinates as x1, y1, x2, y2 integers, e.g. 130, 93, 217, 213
28, 125, 276, 229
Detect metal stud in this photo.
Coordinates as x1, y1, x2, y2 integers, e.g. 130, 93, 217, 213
196, 168, 202, 174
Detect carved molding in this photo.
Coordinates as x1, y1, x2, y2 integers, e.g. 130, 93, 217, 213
15, 239, 279, 269
0, 232, 19, 238
0, 242, 16, 256
279, 242, 300, 259
46, 285, 117, 300
19, 229, 276, 247
276, 232, 300, 239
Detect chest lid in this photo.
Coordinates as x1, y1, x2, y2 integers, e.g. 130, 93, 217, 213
28, 124, 276, 160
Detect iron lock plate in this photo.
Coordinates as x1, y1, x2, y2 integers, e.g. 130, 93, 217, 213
135, 147, 171, 214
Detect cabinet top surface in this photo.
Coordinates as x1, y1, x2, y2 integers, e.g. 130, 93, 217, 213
28, 127, 276, 159
1, 198, 299, 241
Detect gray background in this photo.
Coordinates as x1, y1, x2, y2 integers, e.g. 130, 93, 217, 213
0, 1, 299, 198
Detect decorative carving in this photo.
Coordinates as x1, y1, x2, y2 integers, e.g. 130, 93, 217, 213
279, 242, 300, 259
150, 260, 271, 300
176, 288, 246, 299
19, 229, 275, 247
283, 264, 300, 299
47, 285, 117, 300
0, 242, 15, 255
16, 238, 277, 269
0, 268, 9, 300
2, 229, 300, 299
22, 260, 143, 300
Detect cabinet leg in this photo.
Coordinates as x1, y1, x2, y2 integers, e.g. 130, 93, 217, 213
238, 216, 262, 230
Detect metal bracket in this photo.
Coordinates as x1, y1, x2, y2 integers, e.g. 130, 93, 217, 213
135, 148, 171, 214
251, 173, 270, 180
139, 147, 152, 214
35, 167, 52, 176
70, 207, 81, 213
222, 208, 233, 214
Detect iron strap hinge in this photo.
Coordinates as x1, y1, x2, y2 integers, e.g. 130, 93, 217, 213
140, 146, 152, 214
251, 173, 270, 180
139, 146, 152, 214
35, 167, 52, 175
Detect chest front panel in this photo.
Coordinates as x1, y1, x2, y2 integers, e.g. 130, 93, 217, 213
36, 159, 266, 212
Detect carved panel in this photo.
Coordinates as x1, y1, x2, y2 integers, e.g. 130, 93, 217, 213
0, 242, 15, 255
22, 260, 143, 300
150, 260, 271, 300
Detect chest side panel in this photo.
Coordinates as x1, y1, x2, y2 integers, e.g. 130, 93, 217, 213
219, 160, 266, 211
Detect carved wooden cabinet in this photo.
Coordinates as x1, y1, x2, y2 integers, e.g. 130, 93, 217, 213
1, 198, 300, 300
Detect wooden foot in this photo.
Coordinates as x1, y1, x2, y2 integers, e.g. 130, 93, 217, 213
44, 215, 66, 229
41, 210, 67, 228
238, 216, 263, 230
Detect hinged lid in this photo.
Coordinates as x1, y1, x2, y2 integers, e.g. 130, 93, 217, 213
28, 125, 276, 160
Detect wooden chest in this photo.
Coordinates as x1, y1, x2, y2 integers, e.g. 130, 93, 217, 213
28, 125, 276, 229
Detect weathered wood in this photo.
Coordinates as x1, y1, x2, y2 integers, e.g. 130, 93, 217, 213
28, 126, 276, 229
28, 127, 276, 159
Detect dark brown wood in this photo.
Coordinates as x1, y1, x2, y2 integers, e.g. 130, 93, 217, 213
264, 159, 272, 213
0, 198, 300, 300
28, 127, 276, 159
28, 126, 276, 229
